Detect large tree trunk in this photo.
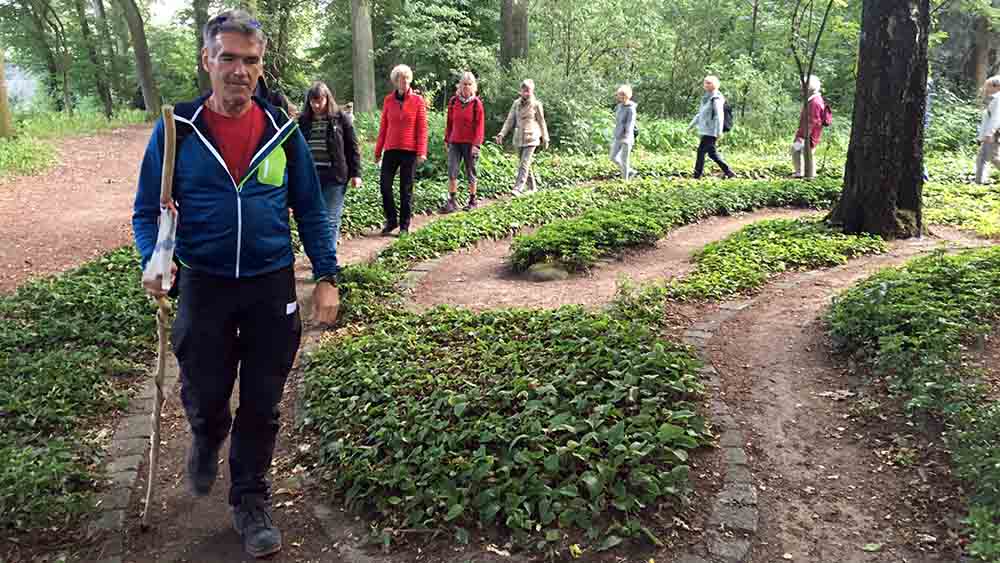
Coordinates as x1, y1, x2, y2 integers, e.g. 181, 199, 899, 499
73, 0, 114, 118
193, 0, 210, 93
351, 0, 376, 112
828, 0, 929, 239
0, 50, 13, 138
117, 0, 161, 115
500, 0, 529, 69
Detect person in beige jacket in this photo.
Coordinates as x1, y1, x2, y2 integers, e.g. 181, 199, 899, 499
495, 79, 550, 196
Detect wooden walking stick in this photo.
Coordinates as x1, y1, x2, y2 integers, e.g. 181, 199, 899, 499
141, 105, 177, 530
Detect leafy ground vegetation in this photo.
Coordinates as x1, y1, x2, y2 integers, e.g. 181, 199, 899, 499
826, 247, 1000, 560
0, 248, 154, 530
303, 306, 709, 554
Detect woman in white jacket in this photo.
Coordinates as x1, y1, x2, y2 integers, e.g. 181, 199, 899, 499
976, 75, 1000, 184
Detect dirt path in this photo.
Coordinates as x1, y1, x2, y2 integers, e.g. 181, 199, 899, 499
409, 208, 816, 311
0, 124, 153, 294
707, 228, 994, 563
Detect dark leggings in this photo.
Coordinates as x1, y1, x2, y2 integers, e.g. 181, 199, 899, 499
694, 135, 734, 178
379, 149, 417, 229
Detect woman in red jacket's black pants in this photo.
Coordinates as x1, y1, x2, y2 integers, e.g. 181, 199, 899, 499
374, 64, 429, 236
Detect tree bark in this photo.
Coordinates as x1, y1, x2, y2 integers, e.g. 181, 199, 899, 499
25, 1, 62, 109
828, 0, 929, 239
73, 0, 114, 117
92, 0, 126, 103
0, 50, 13, 138
500, 0, 529, 68
974, 15, 990, 87
116, 0, 161, 115
351, 0, 377, 112
193, 0, 210, 93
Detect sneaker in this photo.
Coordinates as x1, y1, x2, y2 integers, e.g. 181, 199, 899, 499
186, 441, 221, 497
380, 223, 398, 236
232, 495, 282, 559
463, 194, 478, 211
440, 197, 459, 214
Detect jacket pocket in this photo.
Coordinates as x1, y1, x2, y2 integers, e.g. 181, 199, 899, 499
258, 147, 287, 187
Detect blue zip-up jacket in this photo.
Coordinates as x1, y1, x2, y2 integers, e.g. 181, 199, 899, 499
133, 94, 338, 281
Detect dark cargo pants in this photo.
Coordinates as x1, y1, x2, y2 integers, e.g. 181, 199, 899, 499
172, 265, 301, 506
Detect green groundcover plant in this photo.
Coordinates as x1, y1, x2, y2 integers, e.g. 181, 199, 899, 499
302, 306, 710, 551
826, 247, 1000, 560
666, 217, 888, 300
509, 178, 844, 272
0, 247, 154, 530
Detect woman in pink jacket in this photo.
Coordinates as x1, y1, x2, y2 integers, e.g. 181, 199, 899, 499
791, 75, 829, 179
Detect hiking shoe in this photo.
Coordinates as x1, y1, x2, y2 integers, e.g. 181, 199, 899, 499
186, 441, 220, 497
463, 194, 478, 211
380, 223, 398, 236
233, 495, 282, 559
440, 197, 459, 214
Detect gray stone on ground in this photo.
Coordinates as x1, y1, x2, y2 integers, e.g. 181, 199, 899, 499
525, 262, 571, 282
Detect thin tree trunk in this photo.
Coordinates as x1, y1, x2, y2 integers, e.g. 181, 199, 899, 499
74, 0, 114, 117
351, 0, 376, 112
93, 0, 126, 103
25, 1, 61, 109
828, 0, 929, 239
193, 0, 210, 93
0, 50, 13, 138
974, 15, 990, 86
500, 0, 529, 68
117, 0, 161, 115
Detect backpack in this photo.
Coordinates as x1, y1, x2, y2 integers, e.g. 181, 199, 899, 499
722, 101, 734, 133
821, 103, 833, 127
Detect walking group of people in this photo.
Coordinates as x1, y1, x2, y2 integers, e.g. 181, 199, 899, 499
131, 9, 841, 560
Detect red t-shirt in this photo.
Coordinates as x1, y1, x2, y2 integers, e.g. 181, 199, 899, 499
203, 103, 267, 183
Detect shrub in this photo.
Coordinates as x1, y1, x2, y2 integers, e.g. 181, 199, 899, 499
303, 306, 709, 550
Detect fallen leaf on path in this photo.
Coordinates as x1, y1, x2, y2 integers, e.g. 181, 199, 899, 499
862, 543, 883, 552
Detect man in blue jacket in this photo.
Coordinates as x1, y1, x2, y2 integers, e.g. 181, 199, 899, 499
132, 10, 339, 558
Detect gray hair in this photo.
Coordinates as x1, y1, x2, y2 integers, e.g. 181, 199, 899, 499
520, 79, 535, 91
203, 10, 267, 52
391, 64, 414, 84
458, 71, 478, 94
616, 84, 633, 98
704, 75, 720, 89
985, 75, 1000, 90
805, 75, 821, 94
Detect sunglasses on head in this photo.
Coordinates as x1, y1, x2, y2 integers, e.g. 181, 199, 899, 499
211, 14, 262, 29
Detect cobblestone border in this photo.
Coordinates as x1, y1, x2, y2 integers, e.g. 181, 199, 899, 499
91, 354, 180, 563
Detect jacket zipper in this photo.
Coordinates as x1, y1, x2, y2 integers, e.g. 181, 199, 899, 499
176, 111, 298, 278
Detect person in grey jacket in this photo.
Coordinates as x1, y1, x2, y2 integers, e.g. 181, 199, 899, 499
495, 79, 550, 196
610, 84, 637, 181
976, 75, 1000, 184
688, 75, 735, 179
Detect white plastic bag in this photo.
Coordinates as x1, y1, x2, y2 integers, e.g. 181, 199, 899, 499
141, 205, 178, 292
791, 138, 805, 152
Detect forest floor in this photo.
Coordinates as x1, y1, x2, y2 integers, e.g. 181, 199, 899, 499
3, 128, 993, 563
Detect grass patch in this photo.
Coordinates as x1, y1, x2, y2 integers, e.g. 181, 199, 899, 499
509, 178, 844, 273
925, 181, 1000, 238
303, 306, 709, 553
0, 247, 155, 531
14, 109, 148, 139
665, 217, 887, 300
0, 136, 55, 179
826, 247, 1000, 560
